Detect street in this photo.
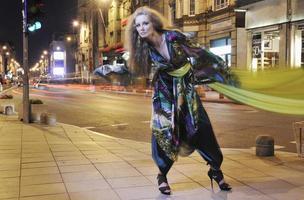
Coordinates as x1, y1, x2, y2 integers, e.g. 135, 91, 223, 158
9, 84, 304, 153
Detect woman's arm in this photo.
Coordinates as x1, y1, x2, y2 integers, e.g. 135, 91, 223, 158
171, 31, 239, 86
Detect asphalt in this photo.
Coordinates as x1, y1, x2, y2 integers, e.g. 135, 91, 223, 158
36, 83, 238, 104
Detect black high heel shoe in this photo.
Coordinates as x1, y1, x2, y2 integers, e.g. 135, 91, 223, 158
208, 169, 232, 191
157, 174, 171, 195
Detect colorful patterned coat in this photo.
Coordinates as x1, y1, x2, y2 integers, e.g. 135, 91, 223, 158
149, 30, 224, 161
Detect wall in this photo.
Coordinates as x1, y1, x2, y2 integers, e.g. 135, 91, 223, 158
292, 0, 304, 22
245, 0, 287, 29
236, 28, 247, 68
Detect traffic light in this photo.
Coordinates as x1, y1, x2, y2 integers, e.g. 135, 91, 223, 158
27, 0, 44, 32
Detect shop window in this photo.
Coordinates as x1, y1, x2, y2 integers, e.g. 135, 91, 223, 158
214, 0, 229, 11
251, 31, 280, 71
210, 37, 231, 67
252, 33, 262, 71
263, 31, 280, 69
189, 0, 195, 16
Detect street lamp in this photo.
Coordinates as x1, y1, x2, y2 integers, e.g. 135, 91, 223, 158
72, 20, 79, 27
66, 36, 72, 42
42, 50, 49, 74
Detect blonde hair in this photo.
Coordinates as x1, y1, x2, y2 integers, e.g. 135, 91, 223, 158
124, 6, 169, 76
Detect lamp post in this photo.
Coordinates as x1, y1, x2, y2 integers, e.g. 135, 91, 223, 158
22, 0, 30, 123
72, 20, 80, 77
43, 50, 48, 74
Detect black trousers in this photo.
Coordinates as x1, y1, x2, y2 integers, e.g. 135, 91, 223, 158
152, 96, 223, 176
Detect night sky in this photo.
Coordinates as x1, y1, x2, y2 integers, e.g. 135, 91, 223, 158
0, 0, 78, 66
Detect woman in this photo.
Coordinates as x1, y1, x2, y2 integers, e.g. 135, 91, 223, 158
125, 6, 231, 195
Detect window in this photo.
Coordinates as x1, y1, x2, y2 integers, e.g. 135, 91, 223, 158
215, 0, 229, 11
210, 37, 231, 67
189, 0, 195, 16
251, 31, 280, 71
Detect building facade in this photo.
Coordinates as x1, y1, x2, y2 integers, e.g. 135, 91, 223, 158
238, 0, 304, 71
0, 42, 19, 81
76, 0, 132, 83
75, 0, 304, 84
174, 0, 240, 67
49, 33, 76, 78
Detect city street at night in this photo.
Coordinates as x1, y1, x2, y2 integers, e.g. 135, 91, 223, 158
9, 84, 304, 153
1, 0, 304, 199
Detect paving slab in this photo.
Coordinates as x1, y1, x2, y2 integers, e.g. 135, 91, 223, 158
0, 115, 304, 200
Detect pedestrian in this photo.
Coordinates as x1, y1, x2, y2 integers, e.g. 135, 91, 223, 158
125, 6, 232, 195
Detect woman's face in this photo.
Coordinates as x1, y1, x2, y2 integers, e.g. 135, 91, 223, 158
135, 14, 154, 39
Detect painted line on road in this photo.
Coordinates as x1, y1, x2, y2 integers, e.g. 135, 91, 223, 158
274, 145, 285, 149
250, 145, 285, 150
82, 127, 96, 129
12, 89, 73, 100
85, 129, 118, 139
111, 123, 129, 127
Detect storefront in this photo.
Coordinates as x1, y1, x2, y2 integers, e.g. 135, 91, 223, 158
251, 28, 280, 71
210, 37, 232, 67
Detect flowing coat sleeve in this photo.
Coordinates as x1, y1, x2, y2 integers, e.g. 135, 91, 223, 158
170, 31, 239, 87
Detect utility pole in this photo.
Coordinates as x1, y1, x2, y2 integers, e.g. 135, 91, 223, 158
22, 0, 30, 123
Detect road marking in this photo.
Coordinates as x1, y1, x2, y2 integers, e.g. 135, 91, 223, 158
250, 145, 285, 150
141, 121, 150, 124
87, 130, 118, 139
274, 145, 285, 149
111, 123, 128, 127
82, 127, 96, 129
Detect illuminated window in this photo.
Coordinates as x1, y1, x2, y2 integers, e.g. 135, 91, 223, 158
189, 0, 195, 16
215, 0, 229, 11
210, 37, 231, 67
53, 51, 64, 60
53, 67, 64, 76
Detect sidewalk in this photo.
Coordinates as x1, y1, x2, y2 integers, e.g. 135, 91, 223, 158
0, 115, 303, 200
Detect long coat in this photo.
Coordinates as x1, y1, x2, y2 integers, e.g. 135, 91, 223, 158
149, 30, 223, 162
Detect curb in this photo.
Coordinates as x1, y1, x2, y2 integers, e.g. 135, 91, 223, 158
0, 85, 16, 95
